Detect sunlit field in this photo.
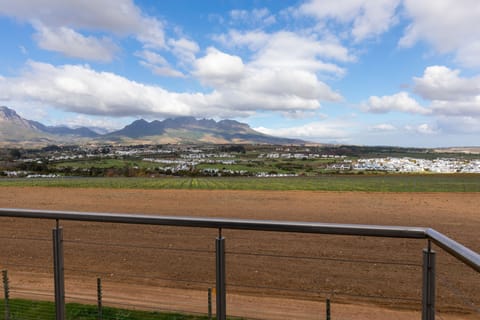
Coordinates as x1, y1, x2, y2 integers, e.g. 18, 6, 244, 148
1, 174, 479, 192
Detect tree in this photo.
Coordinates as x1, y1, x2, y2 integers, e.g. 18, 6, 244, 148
9, 149, 21, 159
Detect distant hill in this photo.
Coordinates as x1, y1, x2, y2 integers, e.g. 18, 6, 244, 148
0, 106, 39, 131
0, 106, 306, 146
106, 116, 305, 145
29, 120, 99, 138
0, 106, 98, 146
0, 106, 52, 145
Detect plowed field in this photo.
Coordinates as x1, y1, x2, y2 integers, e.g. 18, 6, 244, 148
0, 187, 478, 319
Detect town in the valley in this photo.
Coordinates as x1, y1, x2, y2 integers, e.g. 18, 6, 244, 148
1, 144, 479, 178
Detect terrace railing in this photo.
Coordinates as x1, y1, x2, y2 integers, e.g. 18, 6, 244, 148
0, 208, 479, 320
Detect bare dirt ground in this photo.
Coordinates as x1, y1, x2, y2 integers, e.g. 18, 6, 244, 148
0, 187, 479, 319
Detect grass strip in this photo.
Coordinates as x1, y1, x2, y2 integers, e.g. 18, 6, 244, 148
0, 298, 240, 320
0, 175, 479, 192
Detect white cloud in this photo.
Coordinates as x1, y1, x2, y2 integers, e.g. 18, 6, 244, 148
213, 30, 270, 51
229, 8, 276, 27
0, 61, 193, 117
0, 0, 166, 57
194, 48, 245, 86
0, 60, 339, 119
369, 123, 397, 131
215, 30, 353, 77
56, 114, 125, 132
135, 50, 168, 66
362, 92, 430, 114
0, 0, 145, 32
33, 23, 118, 62
135, 50, 185, 78
254, 121, 351, 141
405, 123, 439, 135
193, 47, 342, 111
251, 31, 353, 74
413, 66, 480, 101
430, 100, 480, 117
400, 0, 480, 67
230, 10, 248, 21
167, 38, 200, 65
243, 68, 341, 102
139, 62, 185, 78
299, 0, 401, 42
437, 116, 480, 134
135, 16, 166, 50
413, 66, 480, 116
456, 42, 480, 68
281, 110, 318, 120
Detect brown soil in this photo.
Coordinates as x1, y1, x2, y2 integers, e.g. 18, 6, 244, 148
0, 187, 479, 319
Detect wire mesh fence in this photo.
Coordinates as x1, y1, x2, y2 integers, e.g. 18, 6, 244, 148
61, 222, 217, 320
0, 214, 478, 320
0, 218, 56, 320
435, 248, 480, 320
221, 231, 425, 319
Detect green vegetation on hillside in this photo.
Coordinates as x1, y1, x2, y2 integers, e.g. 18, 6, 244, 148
1, 144, 479, 179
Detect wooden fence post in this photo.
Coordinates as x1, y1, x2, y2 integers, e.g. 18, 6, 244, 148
2, 270, 10, 320
97, 277, 103, 320
326, 298, 331, 320
208, 287, 212, 320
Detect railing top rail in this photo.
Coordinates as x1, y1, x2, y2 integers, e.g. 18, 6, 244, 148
0, 208, 478, 272
426, 228, 480, 272
0, 208, 427, 238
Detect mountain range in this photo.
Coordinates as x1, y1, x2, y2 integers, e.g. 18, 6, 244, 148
0, 106, 305, 146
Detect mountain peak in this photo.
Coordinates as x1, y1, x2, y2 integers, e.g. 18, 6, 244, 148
0, 106, 21, 121
0, 106, 39, 131
108, 116, 304, 144
0, 107, 305, 146
0, 106, 99, 144
131, 119, 149, 125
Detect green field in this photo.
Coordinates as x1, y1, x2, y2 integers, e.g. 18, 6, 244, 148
0, 175, 479, 192
0, 299, 227, 320
53, 159, 155, 170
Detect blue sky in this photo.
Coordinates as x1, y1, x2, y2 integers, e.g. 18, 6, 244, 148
0, 0, 479, 147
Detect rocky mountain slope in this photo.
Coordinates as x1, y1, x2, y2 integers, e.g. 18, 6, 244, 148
0, 106, 305, 146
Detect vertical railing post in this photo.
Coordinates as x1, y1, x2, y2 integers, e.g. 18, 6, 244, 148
2, 269, 10, 320
422, 241, 436, 320
53, 220, 65, 320
216, 228, 226, 320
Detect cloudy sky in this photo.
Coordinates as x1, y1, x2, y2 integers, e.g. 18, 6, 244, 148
0, 0, 479, 147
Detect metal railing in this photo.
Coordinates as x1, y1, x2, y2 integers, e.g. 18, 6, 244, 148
0, 207, 479, 320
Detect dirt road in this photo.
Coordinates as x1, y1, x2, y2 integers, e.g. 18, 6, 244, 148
0, 187, 478, 319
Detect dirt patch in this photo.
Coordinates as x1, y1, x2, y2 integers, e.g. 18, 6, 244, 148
0, 187, 479, 319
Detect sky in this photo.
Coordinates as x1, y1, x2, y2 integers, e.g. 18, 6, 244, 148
0, 0, 479, 147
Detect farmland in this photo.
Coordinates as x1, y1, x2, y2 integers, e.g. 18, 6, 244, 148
0, 174, 479, 192
1, 143, 479, 319
0, 187, 479, 319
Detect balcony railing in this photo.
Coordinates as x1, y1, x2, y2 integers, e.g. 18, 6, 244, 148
0, 208, 479, 320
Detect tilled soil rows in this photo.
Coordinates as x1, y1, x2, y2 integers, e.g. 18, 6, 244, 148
0, 187, 478, 319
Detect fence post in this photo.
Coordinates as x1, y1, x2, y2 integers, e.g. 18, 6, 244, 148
53, 221, 65, 320
2, 270, 10, 320
216, 228, 226, 320
326, 298, 331, 320
422, 242, 436, 320
208, 287, 212, 320
97, 278, 103, 320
